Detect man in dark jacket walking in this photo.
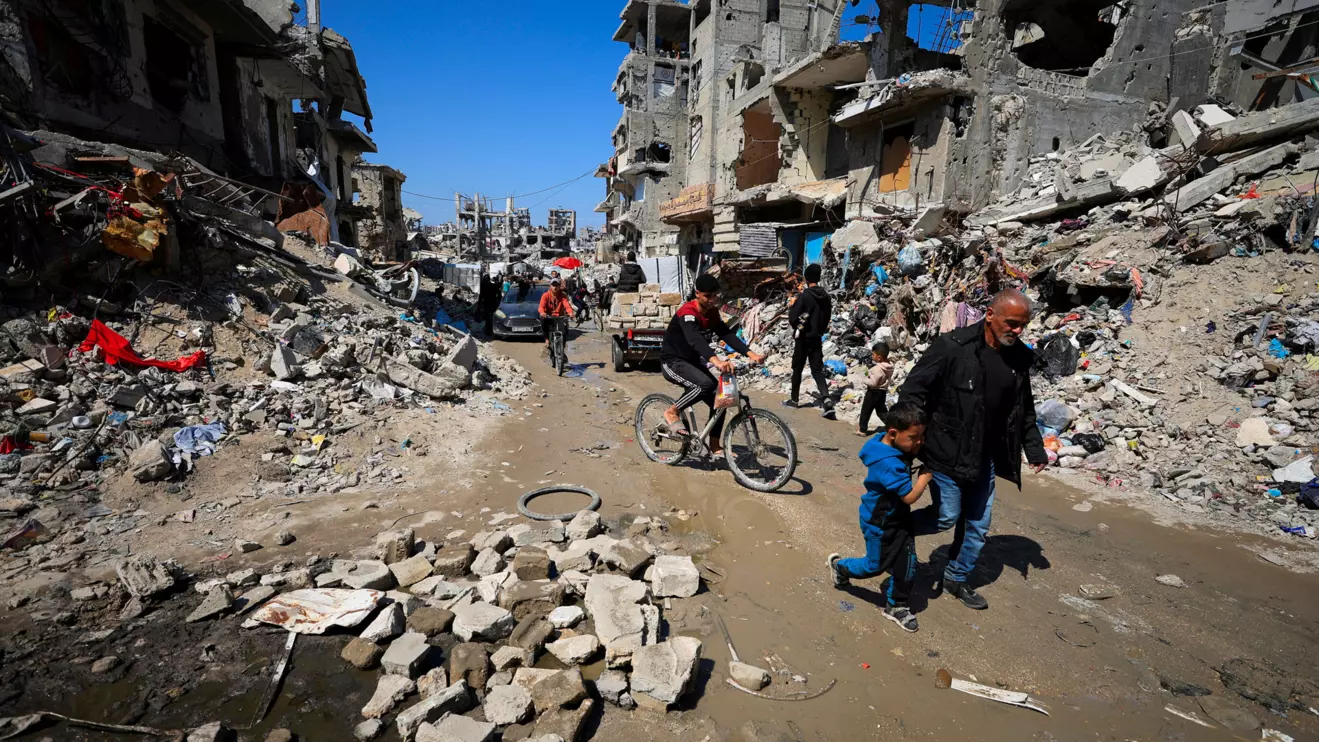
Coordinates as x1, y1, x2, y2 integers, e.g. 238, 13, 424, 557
616, 252, 647, 294
479, 270, 498, 336
783, 264, 834, 417
898, 289, 1049, 610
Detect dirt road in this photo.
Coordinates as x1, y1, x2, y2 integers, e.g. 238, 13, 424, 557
489, 325, 1319, 741
4, 323, 1317, 741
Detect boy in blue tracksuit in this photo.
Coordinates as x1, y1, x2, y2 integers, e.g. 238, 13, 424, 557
827, 403, 933, 632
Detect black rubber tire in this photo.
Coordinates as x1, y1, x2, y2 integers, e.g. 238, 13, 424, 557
635, 393, 689, 465
612, 340, 627, 372
722, 407, 798, 492
518, 485, 602, 521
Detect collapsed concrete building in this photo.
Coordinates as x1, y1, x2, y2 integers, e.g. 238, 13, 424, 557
0, 0, 407, 261
346, 162, 408, 262
596, 0, 1319, 267
452, 194, 577, 259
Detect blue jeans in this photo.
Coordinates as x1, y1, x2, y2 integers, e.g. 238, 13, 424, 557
914, 462, 996, 584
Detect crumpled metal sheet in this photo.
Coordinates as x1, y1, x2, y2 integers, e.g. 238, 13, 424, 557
248, 588, 383, 634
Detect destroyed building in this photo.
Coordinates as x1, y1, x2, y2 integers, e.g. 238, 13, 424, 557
350, 162, 409, 261
1, 0, 384, 253
454, 194, 577, 260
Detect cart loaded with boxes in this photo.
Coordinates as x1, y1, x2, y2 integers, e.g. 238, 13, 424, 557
605, 282, 682, 372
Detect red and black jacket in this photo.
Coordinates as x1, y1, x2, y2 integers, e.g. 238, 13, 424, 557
661, 300, 751, 365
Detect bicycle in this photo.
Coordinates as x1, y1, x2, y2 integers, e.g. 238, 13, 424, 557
545, 315, 570, 376
634, 380, 798, 492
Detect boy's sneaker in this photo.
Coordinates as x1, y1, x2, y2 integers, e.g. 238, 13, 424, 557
781, 399, 801, 409
943, 579, 989, 610
826, 553, 849, 588
883, 606, 919, 632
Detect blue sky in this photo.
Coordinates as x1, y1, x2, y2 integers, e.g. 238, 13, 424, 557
325, 1, 953, 229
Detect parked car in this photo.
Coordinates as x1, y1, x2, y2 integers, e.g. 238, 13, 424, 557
491, 282, 550, 339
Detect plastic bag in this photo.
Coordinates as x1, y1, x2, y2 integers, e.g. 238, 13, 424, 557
714, 373, 740, 409
1299, 478, 1319, 510
1043, 434, 1062, 452
824, 359, 848, 376
896, 245, 924, 276
851, 304, 881, 334
1036, 334, 1079, 380
1036, 399, 1076, 432
1072, 432, 1105, 454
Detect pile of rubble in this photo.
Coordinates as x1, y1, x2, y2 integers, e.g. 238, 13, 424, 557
729, 98, 1319, 541
0, 127, 531, 558
93, 508, 767, 741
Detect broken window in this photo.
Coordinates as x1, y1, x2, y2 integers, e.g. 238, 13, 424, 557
25, 0, 131, 98
878, 122, 915, 195
743, 62, 765, 92
646, 142, 672, 163
950, 96, 973, 138
736, 107, 782, 190
143, 14, 209, 111
690, 116, 704, 156
766, 0, 781, 24
1003, 0, 1119, 76
265, 97, 282, 174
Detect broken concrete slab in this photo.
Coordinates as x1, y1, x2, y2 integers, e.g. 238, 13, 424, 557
342, 637, 385, 669
470, 548, 504, 577
128, 440, 173, 482
395, 680, 471, 742
431, 546, 475, 578
447, 642, 491, 691
406, 606, 454, 637
508, 615, 555, 653
484, 683, 534, 725
271, 345, 300, 381
445, 334, 479, 373
335, 560, 396, 591
115, 555, 175, 597
729, 661, 771, 690
584, 574, 648, 654
387, 359, 465, 399
362, 674, 415, 719
498, 579, 567, 621
630, 637, 702, 708
530, 699, 594, 742
650, 555, 700, 598
416, 714, 495, 742
185, 586, 234, 623
600, 539, 652, 577
381, 632, 432, 678
1171, 110, 1202, 147
361, 602, 406, 643
451, 600, 515, 642
1115, 155, 1165, 195
565, 510, 602, 541
546, 634, 600, 666
529, 667, 588, 713
389, 555, 434, 588
548, 605, 584, 629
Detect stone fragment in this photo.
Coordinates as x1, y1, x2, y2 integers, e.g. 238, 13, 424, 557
274, 530, 296, 546
234, 539, 262, 553
361, 602, 406, 642
594, 669, 631, 707
355, 719, 383, 741
530, 668, 588, 713
565, 510, 602, 541
485, 683, 534, 725
446, 334, 479, 372
416, 667, 449, 698
498, 580, 566, 621
452, 600, 515, 642
491, 645, 532, 671
342, 637, 384, 669
512, 546, 551, 580
650, 555, 700, 598
186, 586, 234, 623
547, 605, 584, 629
386, 591, 425, 616
271, 345, 300, 381
584, 574, 647, 654
381, 632, 432, 678
187, 722, 232, 742
1156, 574, 1187, 588
264, 730, 293, 742
508, 615, 554, 653
512, 667, 559, 690
546, 634, 599, 666
408, 606, 455, 636
1115, 155, 1164, 194
416, 714, 495, 742
1197, 695, 1261, 734
630, 637, 702, 707
395, 680, 471, 742
337, 560, 395, 590
115, 556, 175, 597
448, 642, 491, 690
601, 539, 652, 577
129, 440, 173, 482
470, 548, 505, 577
90, 656, 120, 673
391, 555, 436, 587
514, 520, 566, 546
376, 528, 416, 565
362, 674, 415, 718
235, 586, 276, 614
1236, 417, 1277, 448
729, 661, 771, 690
432, 546, 475, 578
530, 700, 593, 742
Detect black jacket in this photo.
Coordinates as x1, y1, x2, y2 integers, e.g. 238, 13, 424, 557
617, 263, 647, 293
897, 321, 1048, 487
789, 285, 831, 339
661, 300, 751, 365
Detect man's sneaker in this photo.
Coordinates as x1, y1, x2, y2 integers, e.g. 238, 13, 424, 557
781, 399, 801, 409
820, 405, 836, 420
943, 579, 989, 610
826, 553, 849, 588
883, 606, 919, 632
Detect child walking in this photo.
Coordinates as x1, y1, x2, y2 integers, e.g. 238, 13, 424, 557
829, 403, 932, 632
856, 343, 893, 436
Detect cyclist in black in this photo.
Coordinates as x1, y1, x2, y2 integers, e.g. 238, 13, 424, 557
660, 273, 765, 455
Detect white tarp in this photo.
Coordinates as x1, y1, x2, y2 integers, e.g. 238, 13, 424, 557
640, 256, 684, 294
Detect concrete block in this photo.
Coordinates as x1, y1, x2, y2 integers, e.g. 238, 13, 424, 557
381, 632, 431, 678
650, 555, 700, 598
390, 555, 434, 588
1115, 155, 1164, 194
451, 600, 515, 642
362, 674, 415, 719
657, 292, 682, 306
639, 283, 660, 294
630, 637, 702, 707
1170, 110, 1201, 147
394, 680, 470, 742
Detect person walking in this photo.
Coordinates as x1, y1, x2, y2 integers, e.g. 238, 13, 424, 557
479, 271, 498, 336
782, 263, 834, 418
617, 251, 647, 293
856, 343, 893, 436
897, 289, 1049, 610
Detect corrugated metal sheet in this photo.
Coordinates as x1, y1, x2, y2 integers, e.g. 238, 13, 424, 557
739, 224, 778, 258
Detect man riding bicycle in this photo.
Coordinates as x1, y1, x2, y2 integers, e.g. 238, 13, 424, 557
661, 273, 766, 456
539, 279, 575, 361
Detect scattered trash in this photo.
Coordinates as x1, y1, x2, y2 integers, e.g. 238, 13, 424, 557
247, 589, 383, 635
935, 668, 1049, 715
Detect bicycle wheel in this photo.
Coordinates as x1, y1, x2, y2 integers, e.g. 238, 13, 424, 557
634, 393, 689, 465
555, 333, 566, 376
722, 407, 798, 491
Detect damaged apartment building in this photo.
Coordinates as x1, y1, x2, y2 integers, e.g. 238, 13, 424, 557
0, 0, 410, 261
596, 0, 1319, 267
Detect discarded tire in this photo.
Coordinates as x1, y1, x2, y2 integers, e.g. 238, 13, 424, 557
517, 485, 602, 522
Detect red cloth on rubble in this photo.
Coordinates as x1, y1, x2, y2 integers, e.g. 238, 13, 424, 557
78, 319, 206, 372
